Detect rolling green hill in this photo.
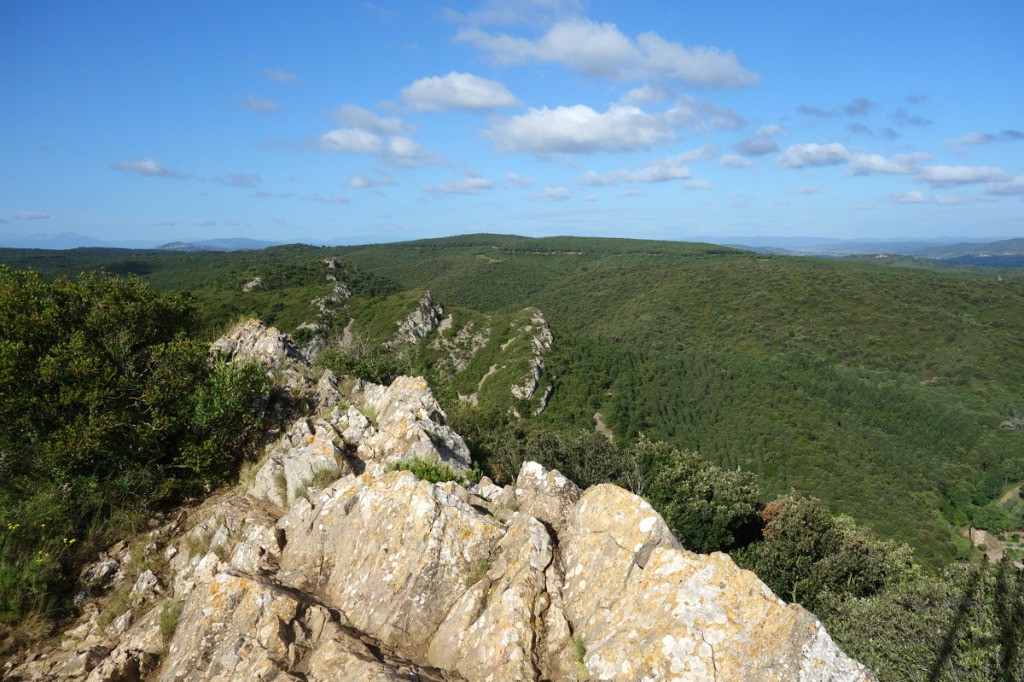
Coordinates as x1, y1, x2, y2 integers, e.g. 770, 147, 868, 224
3, 234, 1023, 566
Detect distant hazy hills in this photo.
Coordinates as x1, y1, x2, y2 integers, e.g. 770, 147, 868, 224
156, 238, 279, 251
727, 236, 1024, 263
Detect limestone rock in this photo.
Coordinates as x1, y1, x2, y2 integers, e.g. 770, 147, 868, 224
241, 276, 262, 292
562, 484, 874, 681
248, 416, 352, 508
353, 375, 472, 470
514, 460, 581, 532
390, 291, 443, 346
211, 318, 308, 371
277, 471, 505, 658
509, 308, 552, 401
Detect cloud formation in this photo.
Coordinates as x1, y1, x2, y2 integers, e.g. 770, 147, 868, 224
402, 72, 520, 111
720, 155, 755, 168
422, 174, 494, 195
947, 130, 1024, 146
346, 172, 397, 189
533, 186, 571, 200
847, 153, 931, 175
458, 16, 758, 88
486, 101, 736, 155
891, 108, 931, 127
733, 124, 784, 156
987, 176, 1024, 196
581, 145, 716, 185
777, 143, 850, 168
918, 165, 1009, 188
215, 173, 261, 187
314, 105, 442, 167
112, 158, 186, 178
16, 210, 49, 219
239, 94, 278, 112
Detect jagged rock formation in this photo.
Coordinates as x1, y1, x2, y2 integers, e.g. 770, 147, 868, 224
509, 308, 552, 403
4, 322, 875, 682
390, 291, 443, 346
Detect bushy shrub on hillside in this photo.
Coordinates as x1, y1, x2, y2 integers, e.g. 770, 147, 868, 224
0, 267, 271, 650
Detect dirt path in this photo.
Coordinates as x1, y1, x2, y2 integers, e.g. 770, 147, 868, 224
998, 485, 1021, 506
593, 412, 614, 443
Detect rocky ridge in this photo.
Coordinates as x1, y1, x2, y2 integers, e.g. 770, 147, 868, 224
4, 321, 875, 682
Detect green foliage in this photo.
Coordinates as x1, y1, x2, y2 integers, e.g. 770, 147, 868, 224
735, 495, 918, 611
969, 504, 1011, 535
631, 437, 762, 553
159, 600, 182, 641
385, 455, 479, 487
177, 359, 270, 487
464, 560, 491, 587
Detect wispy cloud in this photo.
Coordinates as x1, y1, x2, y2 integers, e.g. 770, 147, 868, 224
505, 172, 533, 188
422, 174, 494, 195
112, 157, 187, 178
891, 108, 931, 127
986, 176, 1024, 196
847, 152, 931, 176
777, 142, 850, 168
262, 68, 297, 84
533, 186, 572, 201
401, 72, 520, 111
345, 172, 396, 189
733, 124, 784, 156
918, 165, 1009, 188
311, 193, 351, 204
947, 130, 1024, 146
720, 154, 755, 168
238, 94, 278, 112
685, 179, 712, 190
214, 173, 261, 187
581, 145, 716, 185
788, 185, 821, 196
15, 210, 49, 219
457, 16, 758, 88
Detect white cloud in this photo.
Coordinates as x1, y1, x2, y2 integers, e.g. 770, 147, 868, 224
488, 104, 671, 154
619, 188, 644, 197
112, 157, 186, 178
534, 186, 571, 201
720, 155, 755, 168
346, 172, 396, 189
15, 210, 49, 219
947, 130, 1024, 146
333, 105, 408, 135
987, 176, 1024, 196
788, 185, 820, 195
239, 94, 277, 112
777, 142, 850, 168
685, 179, 712, 190
317, 129, 384, 154
505, 172, 533, 188
581, 146, 716, 185
402, 72, 520, 111
457, 16, 757, 88
847, 152, 931, 175
422, 174, 494, 195
619, 84, 672, 104
891, 190, 929, 204
486, 102, 733, 155
262, 68, 297, 83
314, 107, 442, 167
734, 124, 784, 156
918, 165, 1009, 188
446, 0, 584, 28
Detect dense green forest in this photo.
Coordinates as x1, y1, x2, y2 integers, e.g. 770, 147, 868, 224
3, 236, 1023, 567
2, 235, 1024, 679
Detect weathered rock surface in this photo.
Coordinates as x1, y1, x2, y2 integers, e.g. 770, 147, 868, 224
509, 308, 552, 402
390, 291, 443, 346
4, 321, 874, 682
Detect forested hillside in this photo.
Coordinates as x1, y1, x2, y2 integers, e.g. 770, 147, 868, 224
3, 235, 1023, 567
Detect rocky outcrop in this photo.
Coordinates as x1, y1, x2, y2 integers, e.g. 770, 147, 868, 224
390, 291, 443, 346
510, 308, 552, 402
4, 324, 874, 682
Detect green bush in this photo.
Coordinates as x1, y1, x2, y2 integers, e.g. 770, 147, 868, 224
386, 455, 479, 487
177, 359, 271, 487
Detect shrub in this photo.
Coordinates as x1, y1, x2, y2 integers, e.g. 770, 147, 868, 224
386, 456, 478, 487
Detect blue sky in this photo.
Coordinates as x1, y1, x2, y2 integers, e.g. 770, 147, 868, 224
1, 0, 1022, 246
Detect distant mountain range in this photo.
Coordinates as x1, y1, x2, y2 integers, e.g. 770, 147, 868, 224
156, 238, 279, 252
